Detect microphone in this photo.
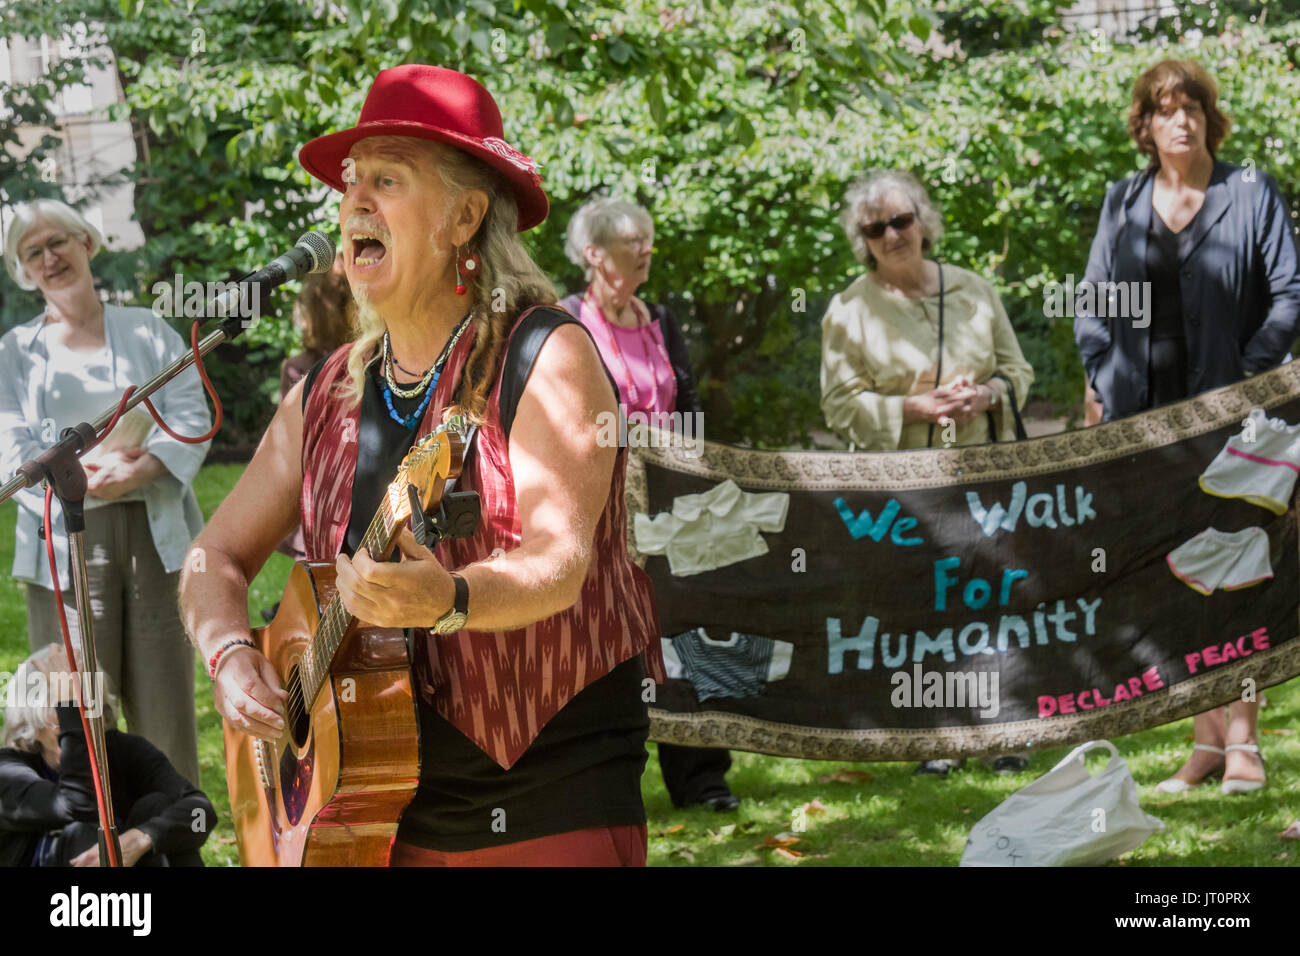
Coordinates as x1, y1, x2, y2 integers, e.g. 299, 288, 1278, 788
245, 231, 337, 287
203, 232, 337, 334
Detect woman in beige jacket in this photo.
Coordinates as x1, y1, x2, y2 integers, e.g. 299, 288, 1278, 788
821, 170, 1034, 452
820, 170, 1035, 776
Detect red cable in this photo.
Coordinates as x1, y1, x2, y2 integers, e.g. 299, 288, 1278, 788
85, 320, 224, 452
45, 483, 121, 868
40, 319, 224, 866
143, 320, 223, 443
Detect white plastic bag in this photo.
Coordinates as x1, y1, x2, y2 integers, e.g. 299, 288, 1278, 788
959, 740, 1164, 866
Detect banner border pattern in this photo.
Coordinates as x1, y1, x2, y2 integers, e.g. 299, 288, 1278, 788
628, 361, 1300, 493
648, 643, 1300, 760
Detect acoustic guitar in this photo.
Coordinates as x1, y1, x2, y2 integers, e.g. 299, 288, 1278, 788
223, 423, 464, 866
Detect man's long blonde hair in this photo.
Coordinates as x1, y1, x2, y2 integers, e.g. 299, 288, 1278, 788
339, 141, 556, 424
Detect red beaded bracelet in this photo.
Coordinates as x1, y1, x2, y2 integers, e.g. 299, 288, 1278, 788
208, 639, 257, 681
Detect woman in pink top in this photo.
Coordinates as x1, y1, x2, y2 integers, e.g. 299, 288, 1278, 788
561, 198, 737, 812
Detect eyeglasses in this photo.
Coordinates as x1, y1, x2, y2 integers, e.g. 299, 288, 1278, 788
860, 213, 916, 240
20, 234, 74, 267
612, 234, 653, 250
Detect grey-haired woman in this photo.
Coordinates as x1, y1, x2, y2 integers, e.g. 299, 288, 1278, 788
821, 170, 1034, 452
821, 170, 1034, 776
0, 198, 210, 786
0, 644, 213, 866
561, 197, 737, 811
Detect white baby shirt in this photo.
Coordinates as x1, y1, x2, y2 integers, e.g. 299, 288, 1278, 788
1199, 407, 1300, 514
1166, 526, 1273, 596
634, 479, 790, 575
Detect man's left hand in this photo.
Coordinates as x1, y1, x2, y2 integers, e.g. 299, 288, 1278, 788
335, 526, 456, 628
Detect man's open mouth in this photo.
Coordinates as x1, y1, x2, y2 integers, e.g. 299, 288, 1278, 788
351, 232, 388, 266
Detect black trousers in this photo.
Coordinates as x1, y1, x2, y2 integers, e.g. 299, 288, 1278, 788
45, 792, 203, 867
657, 743, 732, 806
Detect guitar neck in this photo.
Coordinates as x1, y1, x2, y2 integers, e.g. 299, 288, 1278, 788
291, 421, 462, 706
299, 497, 401, 705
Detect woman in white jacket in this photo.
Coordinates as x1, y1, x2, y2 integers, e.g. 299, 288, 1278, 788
0, 199, 210, 786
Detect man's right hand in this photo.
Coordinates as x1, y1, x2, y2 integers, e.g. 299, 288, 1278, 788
212, 646, 289, 740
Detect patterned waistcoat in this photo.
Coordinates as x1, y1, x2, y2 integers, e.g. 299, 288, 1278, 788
300, 308, 665, 769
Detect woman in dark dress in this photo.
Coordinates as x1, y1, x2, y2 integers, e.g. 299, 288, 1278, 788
1074, 59, 1300, 796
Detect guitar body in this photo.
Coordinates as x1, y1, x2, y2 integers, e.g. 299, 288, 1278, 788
223, 560, 421, 866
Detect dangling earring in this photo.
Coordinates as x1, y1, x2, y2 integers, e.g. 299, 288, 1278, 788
455, 245, 480, 296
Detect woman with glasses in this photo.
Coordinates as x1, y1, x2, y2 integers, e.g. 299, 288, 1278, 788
821, 170, 1034, 452
560, 198, 738, 812
820, 169, 1034, 776
560, 198, 700, 432
0, 198, 211, 786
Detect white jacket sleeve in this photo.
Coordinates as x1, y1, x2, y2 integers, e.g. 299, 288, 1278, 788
0, 329, 49, 514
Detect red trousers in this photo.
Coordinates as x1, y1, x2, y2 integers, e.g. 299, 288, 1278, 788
390, 824, 647, 867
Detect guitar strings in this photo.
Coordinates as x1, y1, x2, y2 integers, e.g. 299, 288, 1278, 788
281, 484, 399, 726
276, 430, 450, 730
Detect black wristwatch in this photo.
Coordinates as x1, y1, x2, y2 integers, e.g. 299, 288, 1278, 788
432, 573, 469, 635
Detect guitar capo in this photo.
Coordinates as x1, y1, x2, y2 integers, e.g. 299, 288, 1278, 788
405, 418, 482, 547
407, 484, 480, 546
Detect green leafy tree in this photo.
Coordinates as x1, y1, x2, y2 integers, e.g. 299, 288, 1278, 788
2, 0, 1296, 449
2, 0, 923, 450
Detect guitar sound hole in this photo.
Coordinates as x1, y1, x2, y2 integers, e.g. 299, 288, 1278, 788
285, 664, 310, 749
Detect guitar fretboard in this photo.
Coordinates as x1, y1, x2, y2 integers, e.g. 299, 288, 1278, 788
297, 493, 399, 705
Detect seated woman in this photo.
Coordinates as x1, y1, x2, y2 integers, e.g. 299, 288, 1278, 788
0, 644, 215, 867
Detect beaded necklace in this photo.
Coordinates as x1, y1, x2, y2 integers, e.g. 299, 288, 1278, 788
380, 311, 472, 429
383, 332, 437, 399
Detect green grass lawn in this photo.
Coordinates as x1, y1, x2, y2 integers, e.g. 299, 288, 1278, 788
2, 463, 1298, 866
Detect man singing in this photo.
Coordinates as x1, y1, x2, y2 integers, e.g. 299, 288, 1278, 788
179, 64, 664, 866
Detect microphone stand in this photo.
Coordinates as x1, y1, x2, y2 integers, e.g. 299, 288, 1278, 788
0, 288, 263, 867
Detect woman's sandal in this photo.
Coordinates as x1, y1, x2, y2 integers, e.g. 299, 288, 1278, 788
1154, 743, 1226, 794
1220, 743, 1265, 795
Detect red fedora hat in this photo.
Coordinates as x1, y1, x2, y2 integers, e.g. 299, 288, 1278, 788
298, 64, 549, 232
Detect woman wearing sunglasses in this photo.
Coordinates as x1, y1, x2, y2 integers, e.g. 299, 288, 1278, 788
819, 169, 1035, 776
821, 169, 1034, 453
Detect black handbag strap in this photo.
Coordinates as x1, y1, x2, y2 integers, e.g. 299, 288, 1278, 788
988, 374, 1029, 442
926, 263, 945, 448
